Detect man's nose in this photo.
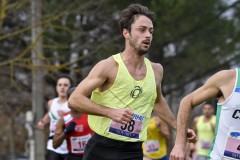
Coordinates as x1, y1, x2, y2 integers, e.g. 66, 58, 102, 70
145, 31, 151, 38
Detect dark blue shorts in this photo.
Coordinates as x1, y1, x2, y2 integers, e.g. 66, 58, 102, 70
83, 133, 143, 160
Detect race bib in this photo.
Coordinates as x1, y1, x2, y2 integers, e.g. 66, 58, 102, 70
108, 113, 144, 139
71, 134, 91, 153
201, 140, 212, 150
223, 131, 240, 159
144, 140, 160, 153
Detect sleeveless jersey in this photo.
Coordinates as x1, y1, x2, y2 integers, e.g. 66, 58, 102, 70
64, 113, 93, 155
196, 115, 216, 156
209, 68, 240, 159
142, 117, 167, 159
88, 53, 157, 142
47, 97, 70, 154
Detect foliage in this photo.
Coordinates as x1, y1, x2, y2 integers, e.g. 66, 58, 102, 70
0, 0, 240, 157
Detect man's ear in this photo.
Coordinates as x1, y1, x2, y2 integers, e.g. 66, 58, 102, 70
122, 28, 130, 39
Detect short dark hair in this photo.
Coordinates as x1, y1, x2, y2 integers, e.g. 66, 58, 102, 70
202, 101, 214, 108
119, 3, 156, 33
67, 87, 76, 99
56, 74, 73, 87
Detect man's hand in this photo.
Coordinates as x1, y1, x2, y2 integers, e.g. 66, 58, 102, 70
187, 128, 197, 143
57, 110, 65, 117
64, 122, 76, 134
170, 144, 186, 160
37, 120, 45, 130
107, 108, 133, 124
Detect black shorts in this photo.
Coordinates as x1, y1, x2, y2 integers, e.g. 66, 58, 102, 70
66, 153, 83, 160
46, 149, 67, 160
83, 133, 143, 160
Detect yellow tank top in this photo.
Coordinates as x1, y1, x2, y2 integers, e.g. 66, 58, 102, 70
142, 117, 167, 159
196, 115, 216, 156
88, 53, 157, 142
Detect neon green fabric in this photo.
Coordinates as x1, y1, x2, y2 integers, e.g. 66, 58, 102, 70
88, 53, 157, 142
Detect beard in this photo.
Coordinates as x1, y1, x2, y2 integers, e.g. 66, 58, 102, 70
129, 38, 149, 56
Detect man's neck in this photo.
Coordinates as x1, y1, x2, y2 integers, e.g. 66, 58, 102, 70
57, 96, 67, 103
121, 50, 145, 68
204, 115, 212, 121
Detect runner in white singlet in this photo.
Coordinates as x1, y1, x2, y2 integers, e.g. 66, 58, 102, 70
171, 68, 240, 160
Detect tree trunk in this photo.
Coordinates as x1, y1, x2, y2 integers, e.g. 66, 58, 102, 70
31, 0, 45, 160
8, 117, 15, 160
70, 52, 79, 82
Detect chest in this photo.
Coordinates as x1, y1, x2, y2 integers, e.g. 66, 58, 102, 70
127, 66, 147, 81
197, 121, 212, 132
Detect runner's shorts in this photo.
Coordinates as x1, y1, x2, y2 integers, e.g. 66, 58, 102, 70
83, 132, 143, 160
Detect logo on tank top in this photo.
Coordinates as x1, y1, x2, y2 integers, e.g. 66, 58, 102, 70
130, 86, 142, 98
235, 88, 240, 93
232, 109, 240, 119
75, 125, 83, 132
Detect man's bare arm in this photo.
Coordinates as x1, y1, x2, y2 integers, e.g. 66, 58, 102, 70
37, 100, 52, 129
53, 117, 65, 148
152, 63, 177, 130
157, 117, 170, 140
68, 58, 133, 124
170, 70, 228, 160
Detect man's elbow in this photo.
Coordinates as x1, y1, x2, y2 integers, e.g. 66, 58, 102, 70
53, 144, 58, 149
68, 101, 74, 110
68, 96, 85, 112
68, 97, 76, 110
180, 95, 193, 109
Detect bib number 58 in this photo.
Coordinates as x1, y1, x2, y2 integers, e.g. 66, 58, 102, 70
120, 120, 135, 132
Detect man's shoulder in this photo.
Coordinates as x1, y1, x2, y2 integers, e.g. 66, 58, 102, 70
48, 97, 58, 103
214, 69, 236, 80
211, 115, 216, 121
90, 56, 118, 80
97, 55, 116, 66
150, 62, 163, 73
47, 98, 57, 109
206, 69, 236, 88
194, 115, 202, 122
48, 97, 63, 108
